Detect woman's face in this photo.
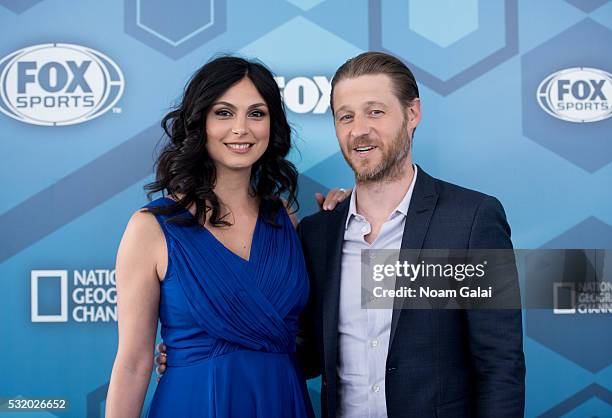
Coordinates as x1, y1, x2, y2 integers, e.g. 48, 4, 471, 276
205, 77, 270, 172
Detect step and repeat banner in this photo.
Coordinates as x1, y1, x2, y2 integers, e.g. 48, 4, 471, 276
1, 0, 611, 417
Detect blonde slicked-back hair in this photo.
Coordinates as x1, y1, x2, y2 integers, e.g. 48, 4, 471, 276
330, 51, 420, 115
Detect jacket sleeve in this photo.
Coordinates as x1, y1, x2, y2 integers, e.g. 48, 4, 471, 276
295, 219, 323, 380
466, 196, 526, 418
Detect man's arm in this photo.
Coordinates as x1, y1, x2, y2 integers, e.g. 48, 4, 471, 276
295, 220, 322, 379
466, 196, 526, 418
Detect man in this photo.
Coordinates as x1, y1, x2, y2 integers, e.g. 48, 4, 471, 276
296, 52, 525, 418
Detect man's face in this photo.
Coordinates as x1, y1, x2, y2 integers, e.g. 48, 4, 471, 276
332, 74, 420, 183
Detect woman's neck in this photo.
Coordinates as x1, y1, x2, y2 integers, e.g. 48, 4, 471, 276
171, 166, 258, 221
213, 166, 254, 209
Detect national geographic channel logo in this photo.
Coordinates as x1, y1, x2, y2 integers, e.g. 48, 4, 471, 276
0, 43, 124, 126
30, 269, 117, 323
553, 282, 612, 315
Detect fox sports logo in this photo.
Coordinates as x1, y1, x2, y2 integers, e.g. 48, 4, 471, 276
0, 43, 124, 126
537, 67, 612, 123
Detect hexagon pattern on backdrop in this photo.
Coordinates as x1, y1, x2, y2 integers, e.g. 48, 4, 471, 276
0, 1, 611, 417
0, 0, 44, 13
564, 0, 610, 14
368, 0, 519, 95
521, 19, 612, 173
124, 0, 227, 59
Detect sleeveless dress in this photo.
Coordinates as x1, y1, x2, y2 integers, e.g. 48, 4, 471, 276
144, 197, 314, 418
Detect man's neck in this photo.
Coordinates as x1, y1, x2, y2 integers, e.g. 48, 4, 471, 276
355, 162, 415, 235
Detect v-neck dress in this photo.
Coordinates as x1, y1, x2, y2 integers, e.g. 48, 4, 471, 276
145, 197, 313, 418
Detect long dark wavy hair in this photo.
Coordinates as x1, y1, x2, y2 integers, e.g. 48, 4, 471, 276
144, 56, 298, 227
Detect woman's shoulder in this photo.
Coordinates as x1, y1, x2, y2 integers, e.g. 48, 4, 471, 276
120, 198, 176, 243
142, 196, 174, 210
125, 207, 165, 241
115, 209, 166, 270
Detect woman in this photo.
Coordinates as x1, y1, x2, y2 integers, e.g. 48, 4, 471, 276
105, 56, 347, 417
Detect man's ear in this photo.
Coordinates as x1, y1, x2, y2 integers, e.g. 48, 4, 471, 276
406, 98, 421, 126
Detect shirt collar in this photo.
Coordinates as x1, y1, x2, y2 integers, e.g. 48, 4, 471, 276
345, 165, 418, 229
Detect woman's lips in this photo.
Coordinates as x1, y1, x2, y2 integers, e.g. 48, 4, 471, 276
225, 143, 254, 154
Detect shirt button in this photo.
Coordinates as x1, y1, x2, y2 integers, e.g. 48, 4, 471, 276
371, 339, 379, 348
372, 384, 380, 393
361, 226, 368, 234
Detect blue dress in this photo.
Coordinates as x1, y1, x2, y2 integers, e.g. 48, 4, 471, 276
145, 197, 314, 418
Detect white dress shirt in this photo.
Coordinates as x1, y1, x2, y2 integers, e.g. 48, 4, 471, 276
337, 167, 418, 418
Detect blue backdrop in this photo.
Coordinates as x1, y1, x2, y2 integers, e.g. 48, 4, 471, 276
1, 0, 611, 417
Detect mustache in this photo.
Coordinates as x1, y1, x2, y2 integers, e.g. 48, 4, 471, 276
349, 136, 382, 149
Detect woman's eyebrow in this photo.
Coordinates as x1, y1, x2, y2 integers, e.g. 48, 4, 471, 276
212, 101, 236, 109
212, 101, 268, 110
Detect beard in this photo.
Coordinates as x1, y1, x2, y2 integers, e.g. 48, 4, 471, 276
342, 117, 411, 184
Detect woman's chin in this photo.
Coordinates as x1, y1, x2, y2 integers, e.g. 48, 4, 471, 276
217, 160, 258, 172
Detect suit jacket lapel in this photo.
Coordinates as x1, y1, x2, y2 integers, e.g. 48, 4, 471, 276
388, 166, 439, 350
322, 198, 351, 383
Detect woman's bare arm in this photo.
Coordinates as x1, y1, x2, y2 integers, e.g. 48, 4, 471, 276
105, 211, 164, 418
